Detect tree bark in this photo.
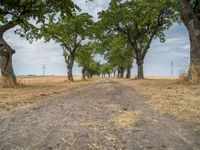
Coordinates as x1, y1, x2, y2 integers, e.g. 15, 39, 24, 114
117, 68, 120, 77
108, 73, 110, 77
119, 67, 124, 78
0, 22, 17, 86
66, 54, 75, 81
137, 63, 144, 79
113, 70, 116, 77
67, 63, 73, 81
87, 69, 92, 78
0, 38, 17, 86
126, 67, 131, 79
82, 67, 86, 80
136, 58, 144, 79
179, 0, 200, 83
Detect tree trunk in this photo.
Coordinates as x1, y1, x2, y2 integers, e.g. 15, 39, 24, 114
82, 67, 86, 80
0, 37, 17, 87
0, 22, 17, 87
120, 72, 123, 78
67, 63, 73, 81
119, 67, 124, 78
117, 68, 120, 77
66, 54, 75, 82
179, 0, 200, 83
87, 69, 92, 78
113, 71, 116, 77
126, 67, 131, 79
136, 58, 144, 79
137, 64, 144, 79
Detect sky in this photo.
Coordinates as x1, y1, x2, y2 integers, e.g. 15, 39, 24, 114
3, 0, 190, 76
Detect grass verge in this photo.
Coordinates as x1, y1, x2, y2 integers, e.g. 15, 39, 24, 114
0, 76, 95, 115
118, 78, 200, 123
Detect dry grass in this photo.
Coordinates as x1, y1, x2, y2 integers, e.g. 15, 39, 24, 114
177, 65, 200, 84
145, 76, 178, 80
0, 76, 94, 115
118, 78, 200, 123
110, 110, 140, 130
178, 72, 188, 83
188, 65, 200, 84
80, 102, 140, 133
0, 76, 17, 88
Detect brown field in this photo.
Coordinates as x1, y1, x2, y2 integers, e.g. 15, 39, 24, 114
118, 78, 200, 123
0, 76, 95, 116
145, 76, 178, 80
1, 76, 200, 123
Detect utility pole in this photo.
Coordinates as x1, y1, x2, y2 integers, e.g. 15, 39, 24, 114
171, 60, 174, 76
42, 64, 46, 76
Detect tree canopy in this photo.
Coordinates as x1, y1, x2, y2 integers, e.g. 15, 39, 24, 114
0, 0, 77, 38
0, 0, 78, 85
76, 42, 100, 79
40, 13, 94, 81
1, 0, 195, 85
98, 0, 178, 78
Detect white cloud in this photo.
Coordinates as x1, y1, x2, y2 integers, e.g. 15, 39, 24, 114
73, 0, 110, 20
4, 27, 66, 75
165, 37, 186, 44
181, 45, 190, 50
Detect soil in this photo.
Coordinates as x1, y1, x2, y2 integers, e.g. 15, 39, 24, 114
0, 79, 199, 150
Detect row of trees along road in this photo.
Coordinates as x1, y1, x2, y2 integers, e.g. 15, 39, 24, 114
0, 0, 77, 85
97, 0, 178, 79
0, 0, 200, 86
40, 13, 94, 81
97, 35, 134, 78
76, 42, 101, 80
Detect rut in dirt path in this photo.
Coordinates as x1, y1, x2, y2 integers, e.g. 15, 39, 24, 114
0, 79, 200, 150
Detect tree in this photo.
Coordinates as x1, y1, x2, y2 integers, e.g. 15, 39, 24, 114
0, 0, 76, 86
95, 26, 134, 78
179, 0, 200, 83
76, 42, 95, 80
100, 63, 112, 77
98, 0, 178, 79
87, 60, 101, 78
105, 36, 134, 78
41, 13, 93, 81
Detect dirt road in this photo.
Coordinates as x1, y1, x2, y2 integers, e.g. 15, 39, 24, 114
0, 79, 200, 150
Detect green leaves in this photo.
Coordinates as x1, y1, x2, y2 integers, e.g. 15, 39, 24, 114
0, 0, 78, 40
76, 42, 100, 76
40, 13, 93, 52
39, 12, 95, 77
96, 0, 179, 77
76, 42, 95, 67
108, 36, 133, 68
98, 0, 178, 59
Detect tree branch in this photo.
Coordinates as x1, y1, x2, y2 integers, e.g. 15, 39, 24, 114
0, 8, 13, 16
52, 35, 72, 52
0, 21, 16, 37
115, 23, 128, 35
179, 0, 194, 22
